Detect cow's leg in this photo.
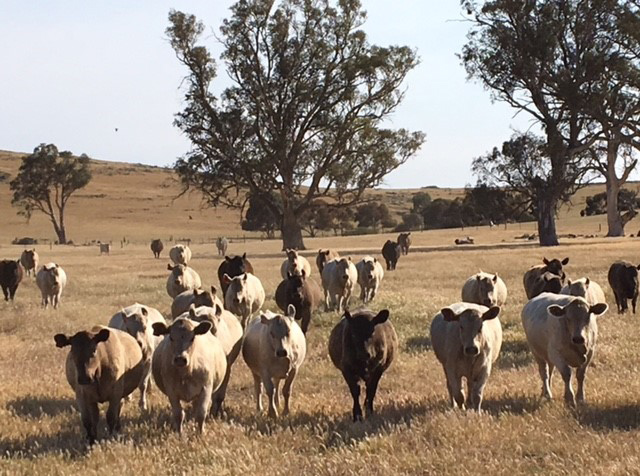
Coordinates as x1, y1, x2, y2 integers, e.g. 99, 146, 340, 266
194, 386, 212, 434
212, 363, 232, 418
138, 363, 151, 411
169, 395, 185, 433
106, 396, 123, 435
364, 368, 383, 418
343, 371, 363, 422
633, 294, 638, 314
469, 367, 490, 411
576, 364, 588, 403
79, 398, 99, 445
252, 373, 263, 414
536, 356, 553, 399
264, 375, 278, 418
555, 362, 575, 407
282, 368, 298, 416
1, 285, 8, 301
445, 365, 464, 409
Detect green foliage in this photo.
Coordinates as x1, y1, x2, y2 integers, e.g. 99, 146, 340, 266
10, 144, 91, 244
396, 212, 423, 232
241, 192, 281, 238
355, 202, 394, 229
167, 1, 425, 248
411, 192, 431, 214
582, 189, 640, 216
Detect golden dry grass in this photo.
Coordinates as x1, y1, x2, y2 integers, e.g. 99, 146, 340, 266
3, 152, 640, 474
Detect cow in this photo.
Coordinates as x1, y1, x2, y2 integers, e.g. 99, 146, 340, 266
216, 237, 229, 256
316, 249, 339, 275
20, 249, 38, 277
36, 263, 67, 309
523, 257, 569, 299
223, 272, 265, 328
242, 306, 307, 418
217, 253, 254, 295
321, 257, 357, 312
561, 278, 606, 306
152, 317, 227, 433
328, 309, 397, 421
184, 304, 243, 416
0, 259, 23, 301
397, 232, 412, 255
355, 256, 384, 303
108, 304, 166, 410
461, 272, 508, 307
171, 286, 223, 319
280, 249, 312, 278
381, 240, 401, 271
169, 244, 192, 265
430, 303, 502, 410
166, 264, 202, 299
54, 326, 144, 444
608, 261, 640, 314
274, 270, 323, 334
99, 243, 111, 255
150, 239, 164, 259
521, 293, 608, 407
454, 236, 475, 245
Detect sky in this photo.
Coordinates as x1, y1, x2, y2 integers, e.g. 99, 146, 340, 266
0, 0, 534, 188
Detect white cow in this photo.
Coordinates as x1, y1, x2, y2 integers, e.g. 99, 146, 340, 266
36, 263, 67, 309
355, 256, 384, 303
169, 244, 192, 265
223, 273, 265, 328
560, 278, 606, 306
521, 293, 608, 407
166, 264, 202, 299
461, 272, 508, 307
321, 257, 357, 312
280, 249, 312, 278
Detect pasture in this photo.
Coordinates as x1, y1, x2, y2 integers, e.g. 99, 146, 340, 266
2, 234, 640, 475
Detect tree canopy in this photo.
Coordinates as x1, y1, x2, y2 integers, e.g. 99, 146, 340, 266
10, 143, 92, 244
167, 0, 425, 249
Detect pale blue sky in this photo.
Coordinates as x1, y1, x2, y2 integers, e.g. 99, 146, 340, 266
0, 0, 533, 188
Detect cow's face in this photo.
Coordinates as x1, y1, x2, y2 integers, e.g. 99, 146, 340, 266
476, 274, 499, 307
261, 306, 296, 359
224, 255, 247, 277
344, 309, 389, 362
286, 272, 306, 304
122, 307, 152, 357
337, 258, 352, 282
225, 273, 248, 307
153, 318, 211, 368
441, 306, 500, 356
565, 279, 589, 298
54, 329, 110, 385
548, 300, 607, 357
193, 288, 215, 308
542, 257, 569, 276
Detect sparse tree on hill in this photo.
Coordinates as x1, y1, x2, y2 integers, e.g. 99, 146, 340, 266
167, 1, 425, 250
10, 143, 92, 245
462, 0, 625, 245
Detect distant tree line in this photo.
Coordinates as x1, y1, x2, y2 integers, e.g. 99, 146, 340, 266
582, 188, 640, 217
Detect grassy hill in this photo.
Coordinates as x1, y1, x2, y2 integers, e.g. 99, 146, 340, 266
2, 149, 640, 246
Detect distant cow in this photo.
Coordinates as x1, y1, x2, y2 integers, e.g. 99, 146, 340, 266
381, 240, 401, 271
108, 304, 166, 410
171, 286, 223, 319
36, 263, 67, 309
561, 278, 606, 306
169, 244, 192, 265
316, 249, 339, 275
185, 304, 243, 416
54, 326, 144, 444
216, 237, 228, 256
150, 239, 164, 259
275, 270, 323, 334
454, 236, 475, 245
223, 272, 265, 328
356, 256, 384, 303
99, 243, 111, 255
242, 306, 307, 418
321, 257, 357, 312
430, 303, 502, 410
280, 249, 312, 278
608, 261, 640, 314
20, 249, 38, 277
217, 253, 254, 295
328, 309, 397, 421
521, 293, 608, 406
0, 259, 23, 301
523, 257, 569, 299
461, 272, 508, 307
152, 318, 227, 433
166, 264, 202, 299
397, 232, 412, 255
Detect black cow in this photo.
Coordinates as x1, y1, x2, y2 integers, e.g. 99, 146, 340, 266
608, 260, 640, 314
381, 240, 401, 270
217, 253, 254, 295
150, 239, 164, 259
0, 259, 24, 301
274, 270, 323, 334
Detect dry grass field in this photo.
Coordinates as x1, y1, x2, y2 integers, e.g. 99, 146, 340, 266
3, 151, 640, 475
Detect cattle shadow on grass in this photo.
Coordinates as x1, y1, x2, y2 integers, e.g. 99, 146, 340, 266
0, 427, 89, 459
481, 393, 543, 416
6, 395, 76, 419
405, 336, 431, 353
496, 338, 533, 369
576, 404, 640, 431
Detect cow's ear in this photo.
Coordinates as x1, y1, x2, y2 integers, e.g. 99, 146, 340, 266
373, 257, 377, 263
543, 257, 550, 265
214, 304, 223, 317
194, 321, 212, 335
482, 306, 500, 321
54, 334, 70, 348
301, 269, 306, 278
153, 322, 169, 336
441, 308, 458, 322
584, 278, 590, 287
476, 275, 482, 281
287, 271, 292, 279
223, 274, 232, 285
260, 313, 271, 325
562, 257, 569, 265
194, 288, 202, 296
493, 274, 498, 283
211, 285, 217, 296
167, 264, 174, 271
567, 279, 572, 286
95, 329, 110, 343
373, 310, 389, 325
242, 252, 247, 259
225, 256, 231, 262
189, 305, 197, 319
286, 304, 296, 319
547, 305, 566, 317
141, 307, 148, 317
243, 273, 248, 281
344, 310, 353, 320
590, 303, 608, 316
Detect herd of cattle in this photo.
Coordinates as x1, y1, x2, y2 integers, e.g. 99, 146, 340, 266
0, 232, 639, 446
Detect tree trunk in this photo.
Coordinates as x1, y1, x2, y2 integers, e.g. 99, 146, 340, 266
50, 218, 67, 245
537, 194, 559, 246
281, 207, 305, 250
605, 175, 623, 237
